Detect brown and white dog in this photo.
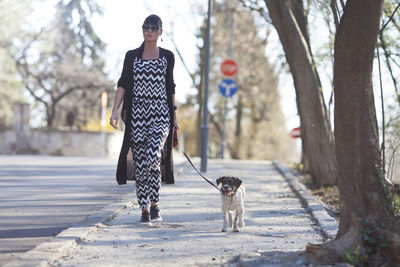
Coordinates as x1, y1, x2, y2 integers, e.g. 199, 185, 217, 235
216, 176, 245, 232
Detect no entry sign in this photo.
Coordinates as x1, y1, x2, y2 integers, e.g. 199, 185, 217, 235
290, 127, 301, 138
221, 59, 238, 77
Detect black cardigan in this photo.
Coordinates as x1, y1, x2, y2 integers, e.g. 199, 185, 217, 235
116, 43, 176, 185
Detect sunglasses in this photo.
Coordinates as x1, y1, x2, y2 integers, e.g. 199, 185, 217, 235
142, 25, 160, 32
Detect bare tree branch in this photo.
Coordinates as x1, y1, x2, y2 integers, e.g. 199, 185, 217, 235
164, 31, 197, 86
23, 83, 47, 106
330, 0, 340, 29
238, 0, 272, 24
379, 32, 400, 106
380, 2, 400, 33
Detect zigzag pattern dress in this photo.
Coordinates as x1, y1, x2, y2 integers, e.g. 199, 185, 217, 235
130, 56, 170, 209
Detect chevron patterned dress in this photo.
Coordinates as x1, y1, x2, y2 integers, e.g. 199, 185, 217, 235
130, 56, 170, 209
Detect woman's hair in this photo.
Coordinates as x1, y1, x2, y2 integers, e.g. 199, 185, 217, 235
143, 14, 162, 29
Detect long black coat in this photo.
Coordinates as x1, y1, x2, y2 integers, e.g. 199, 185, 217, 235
115, 43, 176, 185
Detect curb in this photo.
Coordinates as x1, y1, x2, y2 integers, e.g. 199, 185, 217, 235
4, 198, 136, 267
273, 161, 338, 241
4, 160, 189, 267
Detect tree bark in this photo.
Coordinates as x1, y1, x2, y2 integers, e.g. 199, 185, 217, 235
231, 98, 243, 159
265, 0, 337, 187
309, 0, 400, 265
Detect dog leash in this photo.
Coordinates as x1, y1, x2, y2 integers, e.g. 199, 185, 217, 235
183, 152, 220, 191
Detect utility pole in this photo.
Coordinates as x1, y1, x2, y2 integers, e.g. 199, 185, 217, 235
201, 0, 212, 172
220, 8, 234, 159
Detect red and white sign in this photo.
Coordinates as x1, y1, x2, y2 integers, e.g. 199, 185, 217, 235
221, 59, 238, 77
290, 127, 301, 138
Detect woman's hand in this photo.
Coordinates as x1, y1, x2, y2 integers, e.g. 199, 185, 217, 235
110, 111, 120, 129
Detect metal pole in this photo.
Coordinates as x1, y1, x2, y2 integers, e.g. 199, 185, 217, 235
201, 0, 212, 172
220, 8, 234, 159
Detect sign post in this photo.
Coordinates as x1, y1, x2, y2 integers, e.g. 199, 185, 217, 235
220, 8, 237, 159
219, 76, 238, 159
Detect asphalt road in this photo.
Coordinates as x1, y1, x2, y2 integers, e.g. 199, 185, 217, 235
0, 155, 134, 265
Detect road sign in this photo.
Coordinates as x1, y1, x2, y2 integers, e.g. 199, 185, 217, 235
290, 127, 301, 138
219, 78, 238, 98
221, 59, 238, 77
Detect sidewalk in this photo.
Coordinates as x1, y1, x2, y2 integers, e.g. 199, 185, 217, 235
5, 159, 338, 267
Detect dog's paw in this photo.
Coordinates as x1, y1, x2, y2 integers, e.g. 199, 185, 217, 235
233, 228, 239, 232
221, 229, 227, 232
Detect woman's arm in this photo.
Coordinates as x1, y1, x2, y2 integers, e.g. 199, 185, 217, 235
109, 86, 126, 129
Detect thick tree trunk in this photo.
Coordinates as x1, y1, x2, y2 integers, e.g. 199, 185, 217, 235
309, 0, 400, 265
265, 0, 337, 187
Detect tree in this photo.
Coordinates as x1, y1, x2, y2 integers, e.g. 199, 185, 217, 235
309, 0, 400, 265
263, 0, 337, 187
239, 0, 337, 186
0, 0, 31, 128
14, 0, 111, 128
378, 1, 400, 182
380, 1, 400, 107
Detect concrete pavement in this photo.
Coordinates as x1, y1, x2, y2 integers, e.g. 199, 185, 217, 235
4, 158, 338, 266
0, 156, 133, 265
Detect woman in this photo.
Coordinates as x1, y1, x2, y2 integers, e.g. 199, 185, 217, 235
110, 14, 178, 223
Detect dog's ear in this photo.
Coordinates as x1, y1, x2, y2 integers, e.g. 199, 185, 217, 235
234, 177, 242, 188
216, 177, 224, 186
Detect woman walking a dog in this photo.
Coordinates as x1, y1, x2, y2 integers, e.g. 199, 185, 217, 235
110, 14, 178, 223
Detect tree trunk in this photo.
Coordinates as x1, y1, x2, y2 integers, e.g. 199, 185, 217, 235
309, 0, 400, 265
265, 0, 337, 187
230, 98, 243, 159
47, 102, 56, 128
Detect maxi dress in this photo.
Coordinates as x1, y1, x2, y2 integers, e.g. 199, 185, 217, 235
130, 56, 170, 209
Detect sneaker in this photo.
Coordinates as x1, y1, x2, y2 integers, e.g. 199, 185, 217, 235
140, 210, 150, 223
150, 205, 162, 222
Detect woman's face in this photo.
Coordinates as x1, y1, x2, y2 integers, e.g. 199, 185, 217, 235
142, 24, 162, 42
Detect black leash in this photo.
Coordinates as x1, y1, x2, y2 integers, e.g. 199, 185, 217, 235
183, 152, 220, 191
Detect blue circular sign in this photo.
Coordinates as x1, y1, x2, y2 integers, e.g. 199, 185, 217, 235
218, 78, 238, 98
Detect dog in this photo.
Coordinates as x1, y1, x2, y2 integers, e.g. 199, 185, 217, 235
216, 176, 245, 232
